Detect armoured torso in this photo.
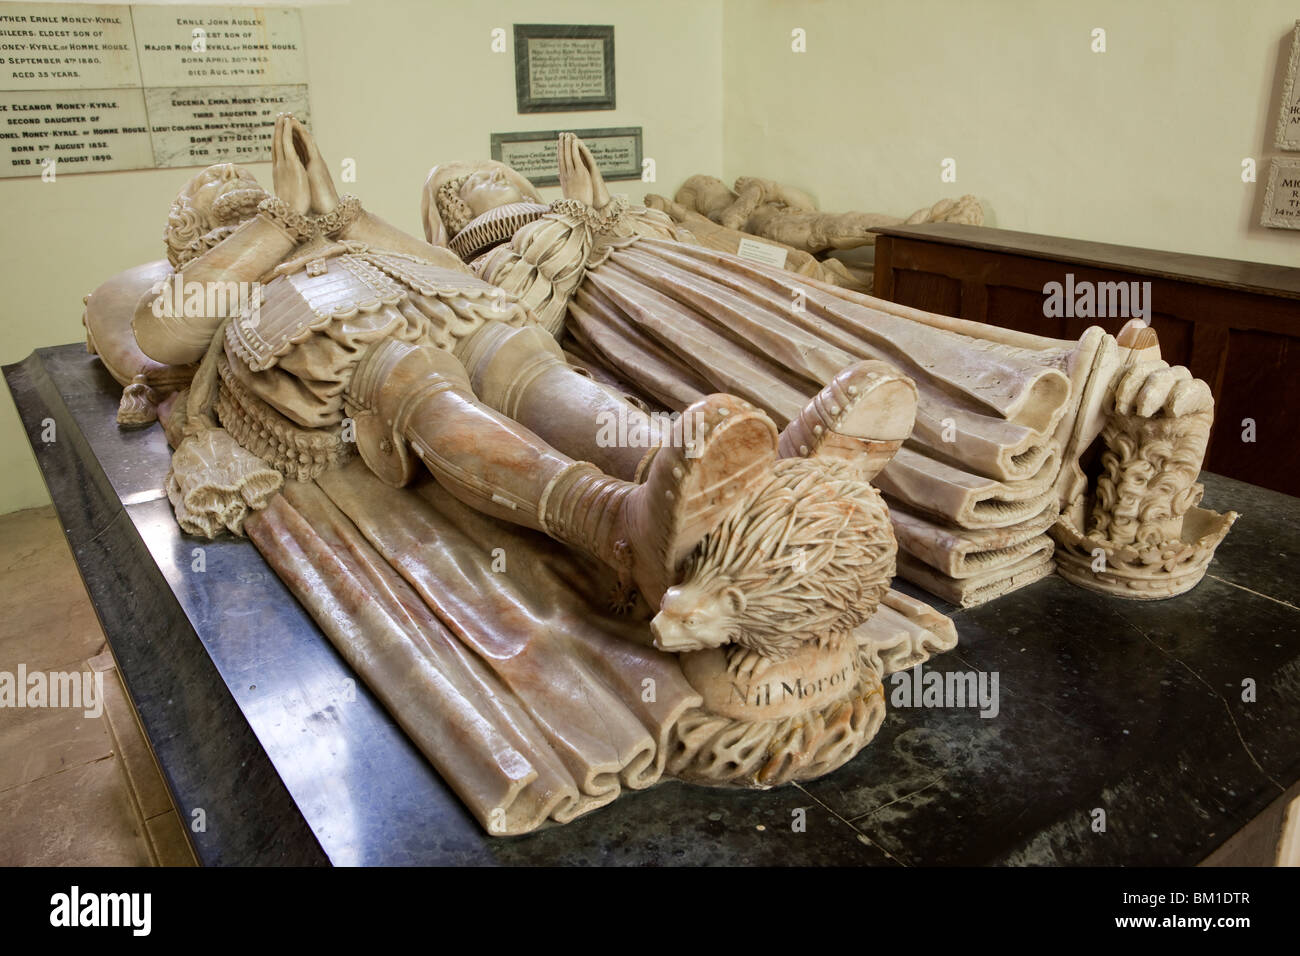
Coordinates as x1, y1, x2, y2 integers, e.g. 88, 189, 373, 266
221, 245, 530, 433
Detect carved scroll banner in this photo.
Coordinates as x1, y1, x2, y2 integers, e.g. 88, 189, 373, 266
0, 2, 308, 178
490, 126, 642, 188
513, 24, 614, 113
1261, 157, 1300, 230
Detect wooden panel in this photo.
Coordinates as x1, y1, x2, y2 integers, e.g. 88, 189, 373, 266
1208, 328, 1300, 496
1188, 323, 1230, 396
872, 236, 895, 301
959, 279, 988, 324
985, 283, 1061, 338
870, 222, 1300, 300
871, 225, 1300, 496
892, 268, 961, 316
1149, 313, 1193, 370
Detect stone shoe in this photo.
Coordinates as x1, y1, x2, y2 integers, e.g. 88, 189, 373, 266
778, 360, 917, 480
618, 394, 778, 608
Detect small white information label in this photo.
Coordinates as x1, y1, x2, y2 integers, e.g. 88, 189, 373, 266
736, 237, 789, 269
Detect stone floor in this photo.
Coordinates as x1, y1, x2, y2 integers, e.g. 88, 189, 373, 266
0, 505, 195, 866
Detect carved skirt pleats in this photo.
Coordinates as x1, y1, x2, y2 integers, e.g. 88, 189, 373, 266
561, 237, 1095, 606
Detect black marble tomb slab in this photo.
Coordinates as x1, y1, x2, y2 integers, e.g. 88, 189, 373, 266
5, 344, 1298, 865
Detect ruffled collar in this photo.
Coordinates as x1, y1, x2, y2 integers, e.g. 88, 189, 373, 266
449, 202, 549, 262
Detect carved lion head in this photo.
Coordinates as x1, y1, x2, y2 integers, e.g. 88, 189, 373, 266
651, 457, 896, 658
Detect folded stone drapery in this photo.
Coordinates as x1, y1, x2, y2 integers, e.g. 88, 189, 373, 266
246, 461, 702, 834
897, 547, 1057, 607
244, 458, 957, 833
889, 501, 1059, 580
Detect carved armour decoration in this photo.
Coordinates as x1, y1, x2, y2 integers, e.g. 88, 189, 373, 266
215, 354, 353, 483
224, 249, 529, 375
224, 253, 407, 372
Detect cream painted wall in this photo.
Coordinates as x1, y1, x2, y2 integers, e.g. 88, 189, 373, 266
721, 0, 1300, 268
3, 0, 1298, 516
0, 0, 724, 514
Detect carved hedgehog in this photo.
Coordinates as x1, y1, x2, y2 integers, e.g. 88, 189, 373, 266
650, 457, 896, 671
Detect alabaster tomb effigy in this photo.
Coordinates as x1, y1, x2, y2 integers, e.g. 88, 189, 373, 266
644, 174, 984, 292
421, 134, 1236, 607
80, 119, 1234, 834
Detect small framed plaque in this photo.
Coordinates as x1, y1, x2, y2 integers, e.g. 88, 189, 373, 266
1277, 21, 1300, 150
1260, 157, 1300, 230
490, 127, 642, 188
513, 24, 615, 113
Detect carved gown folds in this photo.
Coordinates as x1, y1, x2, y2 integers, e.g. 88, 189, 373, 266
475, 204, 1109, 606
201, 251, 694, 833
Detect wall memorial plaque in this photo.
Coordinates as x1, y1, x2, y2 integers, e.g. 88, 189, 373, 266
490, 126, 641, 188
1276, 21, 1300, 151
0, 2, 308, 178
513, 24, 614, 113
1260, 156, 1300, 230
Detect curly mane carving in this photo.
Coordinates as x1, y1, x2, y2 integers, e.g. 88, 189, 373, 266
659, 456, 896, 661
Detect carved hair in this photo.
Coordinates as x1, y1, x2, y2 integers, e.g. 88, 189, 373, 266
436, 176, 474, 238
163, 164, 267, 269
423, 160, 543, 247
1089, 412, 1212, 548
681, 456, 896, 659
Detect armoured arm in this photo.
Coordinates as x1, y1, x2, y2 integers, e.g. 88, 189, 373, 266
132, 212, 299, 366
339, 208, 473, 271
